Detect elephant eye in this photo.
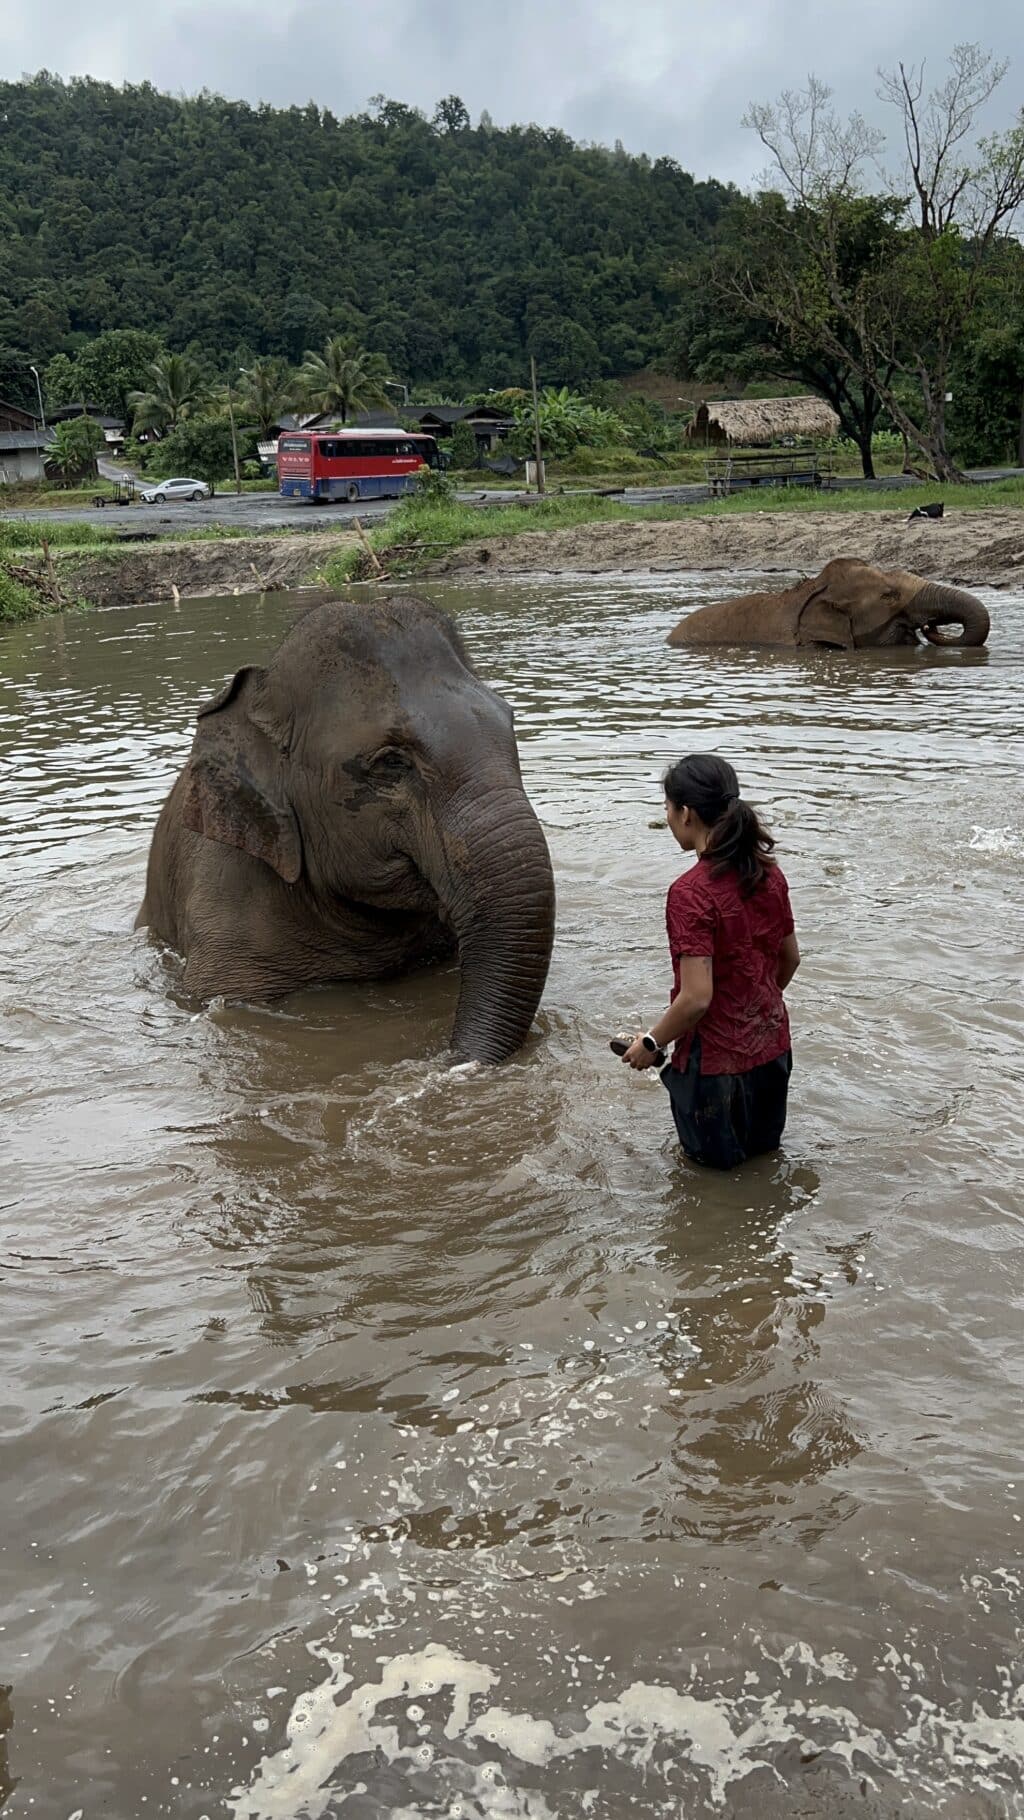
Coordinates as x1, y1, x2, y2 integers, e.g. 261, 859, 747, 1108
367, 746, 413, 779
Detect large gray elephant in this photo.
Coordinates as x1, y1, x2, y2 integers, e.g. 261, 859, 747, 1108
136, 596, 555, 1064
667, 557, 990, 649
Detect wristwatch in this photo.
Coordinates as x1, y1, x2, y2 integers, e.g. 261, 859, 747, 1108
641, 1032, 666, 1060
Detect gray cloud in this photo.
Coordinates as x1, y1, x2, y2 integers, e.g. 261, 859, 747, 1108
1, 0, 1022, 186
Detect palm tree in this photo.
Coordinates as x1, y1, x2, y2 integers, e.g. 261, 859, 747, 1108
46, 416, 105, 484
296, 337, 392, 423
235, 357, 294, 440
127, 353, 210, 435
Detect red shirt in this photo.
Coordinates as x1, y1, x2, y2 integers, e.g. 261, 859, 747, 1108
666, 859, 793, 1075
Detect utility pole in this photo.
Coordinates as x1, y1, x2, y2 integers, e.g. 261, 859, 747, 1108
29, 364, 47, 432
225, 387, 242, 494
529, 356, 544, 495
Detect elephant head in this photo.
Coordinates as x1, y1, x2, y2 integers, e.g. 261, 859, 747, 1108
176, 596, 555, 1064
667, 558, 990, 649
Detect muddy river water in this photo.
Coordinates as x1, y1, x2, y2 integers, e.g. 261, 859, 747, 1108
1, 573, 1023, 1819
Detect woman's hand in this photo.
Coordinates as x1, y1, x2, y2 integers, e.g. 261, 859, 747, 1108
621, 1034, 658, 1070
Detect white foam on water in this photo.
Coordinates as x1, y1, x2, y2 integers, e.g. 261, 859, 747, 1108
763, 1640, 856, 1682
467, 1683, 798, 1803
226, 1639, 1024, 1818
227, 1643, 496, 1820
969, 825, 1024, 856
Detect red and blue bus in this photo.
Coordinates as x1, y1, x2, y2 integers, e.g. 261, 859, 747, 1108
276, 428, 442, 503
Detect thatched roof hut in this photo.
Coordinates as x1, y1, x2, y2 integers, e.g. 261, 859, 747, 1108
687, 396, 840, 447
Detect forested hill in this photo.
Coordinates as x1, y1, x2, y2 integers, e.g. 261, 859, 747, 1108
0, 75, 733, 390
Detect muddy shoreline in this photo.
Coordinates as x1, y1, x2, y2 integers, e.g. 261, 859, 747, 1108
432, 507, 1024, 587
13, 507, 1024, 614
39, 530, 356, 609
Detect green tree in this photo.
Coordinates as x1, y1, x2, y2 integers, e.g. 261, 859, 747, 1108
744, 49, 1024, 478
675, 192, 902, 478
528, 318, 603, 388
947, 245, 1024, 464
448, 421, 480, 469
296, 337, 392, 422
145, 418, 242, 494
432, 95, 470, 135
46, 414, 105, 483
509, 386, 627, 458
235, 357, 294, 439
280, 294, 330, 365
127, 352, 210, 434
45, 328, 164, 417
0, 346, 39, 412
43, 353, 79, 410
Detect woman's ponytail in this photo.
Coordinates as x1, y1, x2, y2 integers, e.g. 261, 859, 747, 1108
704, 795, 775, 893
663, 754, 776, 895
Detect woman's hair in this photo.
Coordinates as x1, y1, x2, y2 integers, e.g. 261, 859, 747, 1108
663, 753, 776, 895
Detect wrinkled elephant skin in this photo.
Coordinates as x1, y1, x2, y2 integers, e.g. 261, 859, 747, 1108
136, 596, 556, 1064
666, 557, 990, 649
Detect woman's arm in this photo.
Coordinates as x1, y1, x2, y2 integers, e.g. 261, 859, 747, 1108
621, 957, 713, 1069
777, 932, 800, 991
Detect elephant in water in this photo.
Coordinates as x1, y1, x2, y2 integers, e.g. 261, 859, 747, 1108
136, 596, 556, 1064
666, 557, 990, 649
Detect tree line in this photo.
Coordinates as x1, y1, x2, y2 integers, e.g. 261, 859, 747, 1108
2, 53, 1022, 481
0, 74, 729, 399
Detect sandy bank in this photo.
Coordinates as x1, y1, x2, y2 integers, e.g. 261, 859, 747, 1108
42, 531, 356, 609
435, 508, 1024, 587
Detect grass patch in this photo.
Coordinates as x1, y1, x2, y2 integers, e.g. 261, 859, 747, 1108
0, 546, 94, 623
0, 518, 123, 621
0, 567, 45, 623
320, 495, 639, 583
0, 518, 125, 550
690, 477, 1024, 514
452, 440, 909, 492
0, 483, 115, 510
322, 477, 1024, 584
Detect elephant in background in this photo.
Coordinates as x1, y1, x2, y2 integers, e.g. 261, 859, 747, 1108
136, 596, 555, 1064
666, 558, 991, 649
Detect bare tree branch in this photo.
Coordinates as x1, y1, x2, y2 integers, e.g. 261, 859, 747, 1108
877, 44, 1014, 237
742, 43, 1023, 479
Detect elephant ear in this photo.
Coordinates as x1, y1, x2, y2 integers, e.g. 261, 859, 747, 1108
181, 666, 302, 883
795, 588, 855, 650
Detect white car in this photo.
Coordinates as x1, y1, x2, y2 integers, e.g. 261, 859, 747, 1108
140, 477, 211, 504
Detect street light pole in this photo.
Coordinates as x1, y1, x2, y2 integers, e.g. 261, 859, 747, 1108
530, 356, 545, 495
225, 387, 242, 495
29, 365, 47, 432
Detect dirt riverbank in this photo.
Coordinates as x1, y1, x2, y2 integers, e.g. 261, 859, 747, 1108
40, 531, 357, 609
433, 508, 1024, 586
15, 507, 1024, 615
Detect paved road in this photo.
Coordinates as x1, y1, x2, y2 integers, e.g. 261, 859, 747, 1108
4, 492, 401, 534
5, 469, 1022, 534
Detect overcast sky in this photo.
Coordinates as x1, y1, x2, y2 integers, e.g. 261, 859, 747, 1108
1, 0, 1022, 186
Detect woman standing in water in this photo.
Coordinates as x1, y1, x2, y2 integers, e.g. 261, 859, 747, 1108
618, 754, 800, 1169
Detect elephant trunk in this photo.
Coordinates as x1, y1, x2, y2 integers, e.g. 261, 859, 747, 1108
913, 581, 990, 647
428, 783, 556, 1064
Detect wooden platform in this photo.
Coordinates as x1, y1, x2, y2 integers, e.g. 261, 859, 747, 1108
705, 448, 836, 497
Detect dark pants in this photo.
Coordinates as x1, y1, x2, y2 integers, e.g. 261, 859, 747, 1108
662, 1037, 792, 1170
